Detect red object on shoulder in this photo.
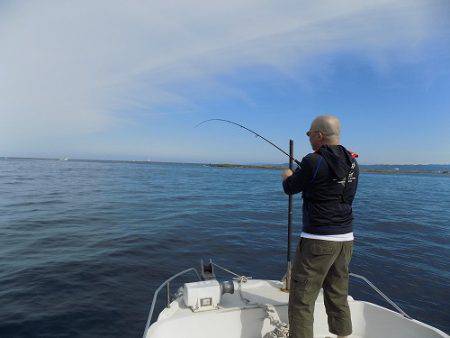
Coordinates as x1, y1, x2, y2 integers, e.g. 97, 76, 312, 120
348, 150, 359, 158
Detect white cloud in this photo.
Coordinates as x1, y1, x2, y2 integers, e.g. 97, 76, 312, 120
0, 0, 446, 156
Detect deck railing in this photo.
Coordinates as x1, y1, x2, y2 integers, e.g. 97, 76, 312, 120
142, 267, 201, 338
349, 272, 411, 319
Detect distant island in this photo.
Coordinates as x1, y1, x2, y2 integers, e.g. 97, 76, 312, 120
207, 163, 450, 176
2, 157, 449, 176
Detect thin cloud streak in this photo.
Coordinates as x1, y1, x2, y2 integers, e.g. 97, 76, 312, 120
0, 0, 447, 157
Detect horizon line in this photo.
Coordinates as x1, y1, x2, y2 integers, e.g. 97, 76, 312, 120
1, 156, 449, 166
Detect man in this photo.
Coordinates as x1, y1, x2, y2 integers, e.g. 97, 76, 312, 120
282, 115, 359, 338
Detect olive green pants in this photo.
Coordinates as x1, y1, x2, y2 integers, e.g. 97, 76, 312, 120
289, 238, 353, 338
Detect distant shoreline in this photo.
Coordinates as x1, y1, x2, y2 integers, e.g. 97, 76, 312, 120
207, 163, 450, 175
1, 157, 449, 175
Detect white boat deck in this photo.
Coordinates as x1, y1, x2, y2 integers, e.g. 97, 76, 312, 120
145, 279, 448, 338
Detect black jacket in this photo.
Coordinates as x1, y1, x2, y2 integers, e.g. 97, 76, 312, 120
283, 145, 359, 235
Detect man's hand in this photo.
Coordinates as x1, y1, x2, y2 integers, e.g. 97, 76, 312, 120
282, 169, 293, 180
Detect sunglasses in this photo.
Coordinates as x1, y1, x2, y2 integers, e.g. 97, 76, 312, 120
306, 130, 321, 137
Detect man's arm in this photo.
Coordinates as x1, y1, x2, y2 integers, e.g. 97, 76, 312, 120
282, 156, 313, 195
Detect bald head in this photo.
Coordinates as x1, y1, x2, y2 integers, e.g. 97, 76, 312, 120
308, 115, 341, 150
311, 115, 340, 143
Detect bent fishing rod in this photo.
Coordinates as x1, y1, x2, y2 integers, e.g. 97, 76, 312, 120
195, 118, 301, 167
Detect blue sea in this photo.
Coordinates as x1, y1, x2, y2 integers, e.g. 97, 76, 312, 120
1, 158, 449, 337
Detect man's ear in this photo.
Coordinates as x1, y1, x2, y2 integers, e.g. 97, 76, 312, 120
318, 132, 324, 140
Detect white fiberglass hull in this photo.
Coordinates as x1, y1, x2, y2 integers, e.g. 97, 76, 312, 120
145, 279, 448, 338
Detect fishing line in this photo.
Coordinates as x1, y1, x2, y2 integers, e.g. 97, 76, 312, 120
195, 118, 301, 167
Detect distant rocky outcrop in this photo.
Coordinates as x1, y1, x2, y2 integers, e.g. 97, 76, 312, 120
207, 163, 450, 176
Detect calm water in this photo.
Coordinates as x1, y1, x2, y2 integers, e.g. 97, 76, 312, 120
1, 159, 449, 337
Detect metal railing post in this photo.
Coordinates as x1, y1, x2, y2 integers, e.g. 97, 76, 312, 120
166, 283, 170, 307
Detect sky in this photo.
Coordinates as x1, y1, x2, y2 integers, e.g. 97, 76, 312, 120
1, 0, 449, 164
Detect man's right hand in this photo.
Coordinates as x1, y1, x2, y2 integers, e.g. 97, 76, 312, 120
282, 169, 293, 180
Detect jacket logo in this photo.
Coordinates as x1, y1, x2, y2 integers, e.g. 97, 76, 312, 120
336, 163, 356, 185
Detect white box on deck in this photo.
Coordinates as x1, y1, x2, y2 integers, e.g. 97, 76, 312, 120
183, 280, 221, 312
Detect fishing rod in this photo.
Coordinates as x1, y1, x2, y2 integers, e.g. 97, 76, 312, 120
195, 119, 301, 167
197, 118, 297, 291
